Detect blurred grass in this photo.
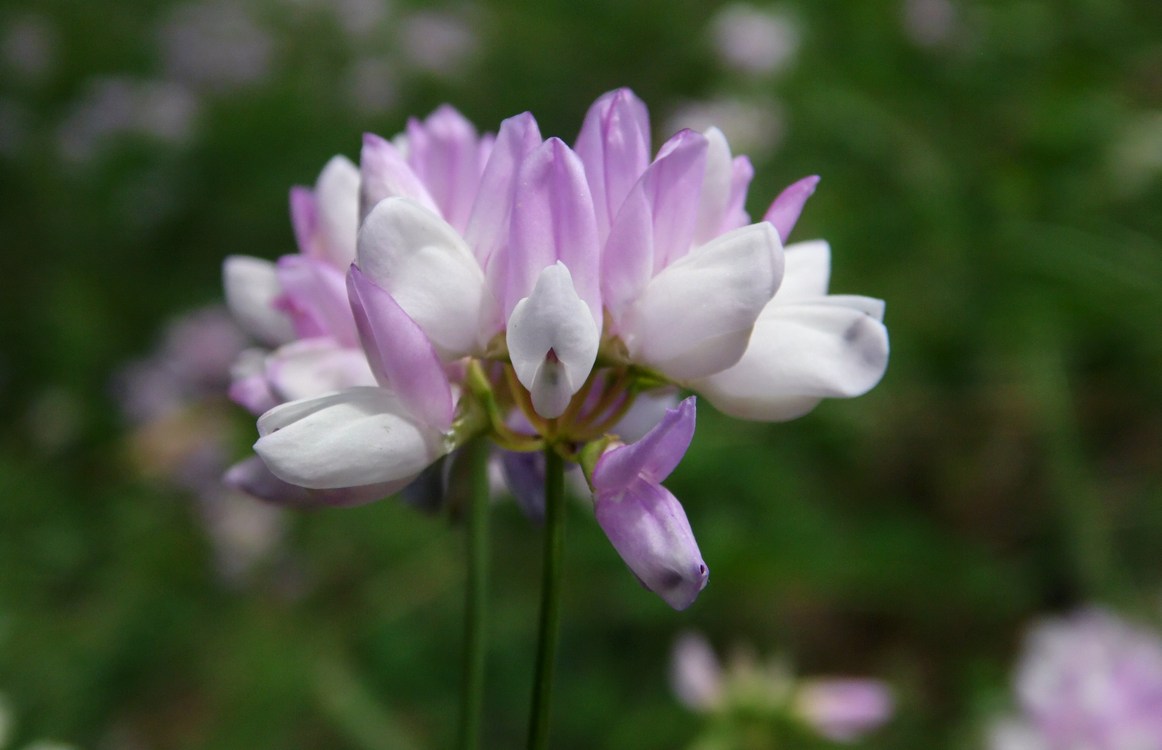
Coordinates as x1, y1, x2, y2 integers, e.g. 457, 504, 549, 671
2, 0, 1162, 747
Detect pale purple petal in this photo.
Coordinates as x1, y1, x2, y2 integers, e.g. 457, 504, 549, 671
229, 348, 277, 414
347, 266, 454, 430
289, 186, 318, 257
671, 632, 725, 712
222, 255, 296, 346
692, 127, 734, 246
574, 87, 652, 242
611, 388, 681, 444
506, 263, 599, 418
646, 129, 708, 271
505, 137, 601, 326
264, 338, 376, 403
357, 197, 498, 358
593, 397, 696, 490
255, 387, 446, 489
359, 132, 439, 221
405, 105, 486, 232
622, 222, 782, 380
225, 455, 402, 508
795, 679, 894, 742
314, 155, 360, 267
274, 255, 358, 346
464, 112, 542, 270
594, 480, 708, 610
721, 155, 755, 233
693, 297, 888, 421
763, 175, 820, 244
600, 178, 653, 322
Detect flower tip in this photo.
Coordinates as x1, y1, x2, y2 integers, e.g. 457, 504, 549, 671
658, 560, 709, 611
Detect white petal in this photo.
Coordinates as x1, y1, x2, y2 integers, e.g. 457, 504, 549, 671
255, 387, 446, 489
357, 198, 498, 358
692, 127, 733, 246
222, 255, 295, 346
506, 263, 599, 418
693, 298, 889, 421
623, 222, 782, 380
264, 339, 375, 403
315, 156, 360, 267
777, 240, 831, 301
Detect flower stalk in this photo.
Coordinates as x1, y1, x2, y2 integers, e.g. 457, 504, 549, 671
527, 446, 566, 750
456, 437, 492, 750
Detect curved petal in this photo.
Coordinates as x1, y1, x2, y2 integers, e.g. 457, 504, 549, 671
506, 138, 601, 326
693, 298, 889, 421
594, 480, 708, 610
574, 88, 652, 242
593, 397, 696, 490
274, 256, 358, 346
229, 348, 278, 414
359, 132, 439, 221
263, 338, 375, 403
777, 240, 831, 301
357, 197, 497, 358
223, 255, 296, 346
692, 127, 734, 246
623, 222, 782, 380
315, 155, 360, 267
763, 175, 820, 244
611, 388, 681, 444
721, 155, 754, 233
255, 387, 447, 489
647, 129, 708, 271
347, 266, 454, 430
289, 186, 318, 257
506, 263, 599, 418
225, 455, 406, 508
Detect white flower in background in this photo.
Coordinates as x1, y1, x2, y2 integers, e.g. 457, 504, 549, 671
1, 14, 56, 82
710, 3, 800, 76
56, 77, 199, 163
157, 1, 274, 93
901, 0, 957, 48
396, 10, 478, 77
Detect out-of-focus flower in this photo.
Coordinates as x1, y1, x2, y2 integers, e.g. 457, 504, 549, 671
665, 97, 785, 158
672, 632, 893, 744
1, 14, 56, 82
988, 608, 1162, 750
157, 1, 273, 93
901, 0, 957, 48
56, 77, 199, 163
396, 10, 478, 77
710, 4, 800, 76
228, 87, 888, 609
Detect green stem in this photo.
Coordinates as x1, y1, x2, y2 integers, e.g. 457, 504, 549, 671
527, 447, 566, 750
457, 438, 491, 750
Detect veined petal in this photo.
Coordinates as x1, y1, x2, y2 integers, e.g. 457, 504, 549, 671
506, 138, 602, 326
575, 88, 652, 242
692, 298, 889, 421
347, 266, 454, 430
506, 263, 599, 419
464, 112, 543, 270
763, 175, 820, 244
255, 387, 446, 489
223, 255, 296, 346
593, 397, 696, 490
777, 240, 832, 301
274, 256, 358, 346
406, 105, 487, 233
357, 197, 497, 358
594, 480, 708, 610
315, 155, 360, 267
623, 222, 783, 380
264, 338, 375, 403
225, 455, 407, 508
359, 132, 440, 222
647, 129, 708, 271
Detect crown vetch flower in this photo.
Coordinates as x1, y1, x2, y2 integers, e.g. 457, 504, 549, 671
224, 87, 890, 609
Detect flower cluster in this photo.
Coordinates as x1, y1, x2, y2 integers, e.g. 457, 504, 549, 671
671, 631, 893, 745
221, 88, 889, 609
988, 608, 1162, 750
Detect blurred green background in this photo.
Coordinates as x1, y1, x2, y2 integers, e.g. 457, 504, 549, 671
2, 0, 1161, 747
